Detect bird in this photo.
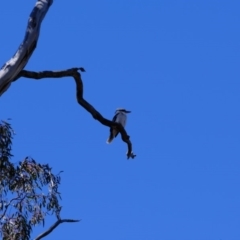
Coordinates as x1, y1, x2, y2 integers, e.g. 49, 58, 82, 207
106, 108, 131, 144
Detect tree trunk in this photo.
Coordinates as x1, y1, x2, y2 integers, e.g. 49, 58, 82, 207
0, 0, 53, 96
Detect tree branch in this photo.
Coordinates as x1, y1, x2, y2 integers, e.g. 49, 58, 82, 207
0, 0, 136, 159
0, 196, 22, 221
16, 68, 136, 159
0, 0, 53, 96
34, 218, 80, 240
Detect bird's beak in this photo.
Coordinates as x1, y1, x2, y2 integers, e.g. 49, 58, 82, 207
125, 110, 131, 113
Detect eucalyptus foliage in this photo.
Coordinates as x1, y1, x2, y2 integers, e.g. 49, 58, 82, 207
0, 121, 62, 240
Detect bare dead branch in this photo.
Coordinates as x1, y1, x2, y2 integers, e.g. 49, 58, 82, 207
0, 0, 136, 158
0, 0, 53, 96
34, 218, 80, 240
16, 68, 136, 159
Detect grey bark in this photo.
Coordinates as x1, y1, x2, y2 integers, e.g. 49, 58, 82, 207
0, 0, 53, 96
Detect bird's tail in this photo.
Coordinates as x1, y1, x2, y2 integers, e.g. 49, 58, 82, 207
106, 135, 114, 144
106, 129, 117, 144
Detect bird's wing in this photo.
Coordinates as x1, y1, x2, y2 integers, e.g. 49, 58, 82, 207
110, 113, 119, 137
112, 113, 119, 122
109, 113, 118, 133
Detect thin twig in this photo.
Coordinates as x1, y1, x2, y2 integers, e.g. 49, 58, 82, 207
34, 219, 80, 240
0, 197, 21, 220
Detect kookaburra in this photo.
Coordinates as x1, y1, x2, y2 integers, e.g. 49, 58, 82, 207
106, 108, 131, 144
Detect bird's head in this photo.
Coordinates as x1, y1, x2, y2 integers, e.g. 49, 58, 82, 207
115, 108, 131, 114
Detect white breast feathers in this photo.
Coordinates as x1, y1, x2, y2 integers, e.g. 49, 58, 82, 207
115, 112, 127, 127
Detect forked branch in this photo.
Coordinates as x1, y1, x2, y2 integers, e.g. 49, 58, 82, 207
16, 68, 136, 159
34, 219, 80, 240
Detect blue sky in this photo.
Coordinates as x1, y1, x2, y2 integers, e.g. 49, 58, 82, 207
1, 0, 240, 239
